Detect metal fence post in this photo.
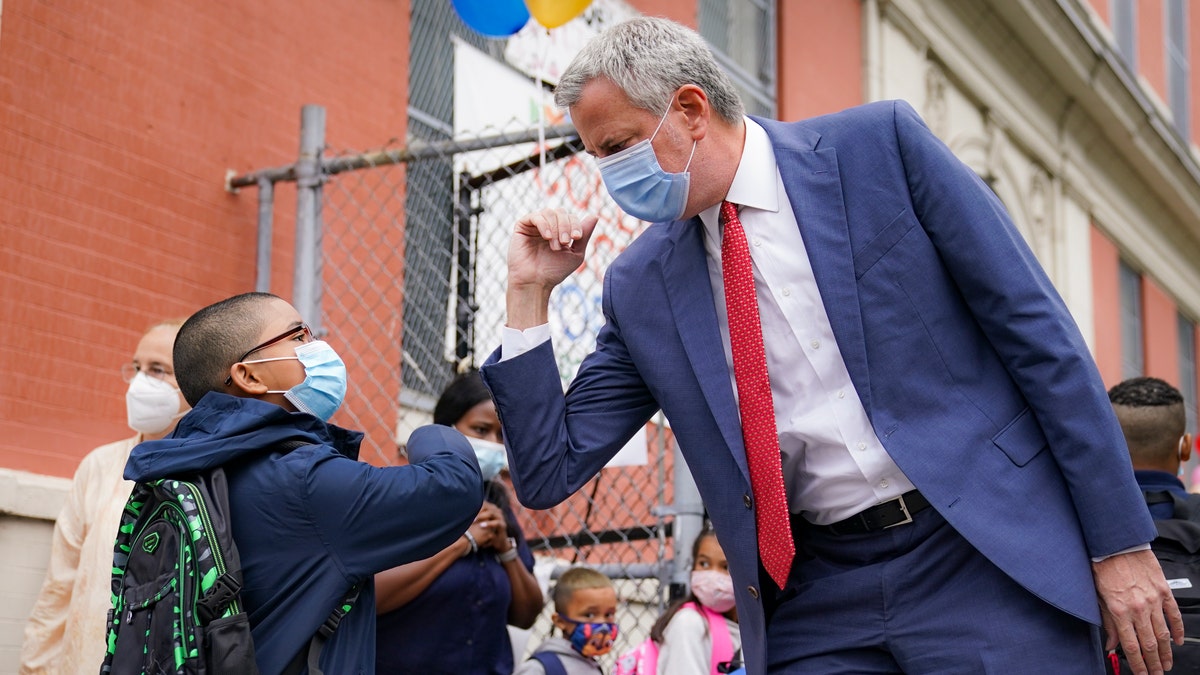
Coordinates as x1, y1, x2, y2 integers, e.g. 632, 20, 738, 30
670, 444, 705, 598
255, 177, 275, 293
295, 105, 326, 334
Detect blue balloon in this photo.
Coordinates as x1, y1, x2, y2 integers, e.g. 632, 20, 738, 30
452, 0, 530, 38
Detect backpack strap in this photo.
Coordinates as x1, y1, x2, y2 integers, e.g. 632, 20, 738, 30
683, 602, 734, 675
1142, 488, 1200, 518
280, 584, 361, 675
196, 572, 243, 624
1144, 490, 1175, 506
1171, 492, 1200, 523
531, 651, 569, 675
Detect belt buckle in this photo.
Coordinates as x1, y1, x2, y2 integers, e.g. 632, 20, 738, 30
883, 494, 913, 529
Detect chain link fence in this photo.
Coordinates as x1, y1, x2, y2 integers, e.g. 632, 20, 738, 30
226, 0, 776, 665
231, 112, 692, 666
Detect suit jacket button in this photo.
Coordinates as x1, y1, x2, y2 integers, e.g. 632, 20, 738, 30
744, 494, 753, 509
748, 586, 760, 599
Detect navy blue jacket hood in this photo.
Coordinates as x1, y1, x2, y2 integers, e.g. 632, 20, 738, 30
125, 391, 363, 481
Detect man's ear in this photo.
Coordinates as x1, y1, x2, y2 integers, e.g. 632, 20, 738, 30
1183, 433, 1193, 463
675, 84, 710, 141
228, 362, 270, 397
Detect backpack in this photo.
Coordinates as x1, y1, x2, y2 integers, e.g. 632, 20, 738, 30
531, 651, 568, 675
1106, 490, 1200, 675
614, 602, 733, 675
100, 451, 355, 675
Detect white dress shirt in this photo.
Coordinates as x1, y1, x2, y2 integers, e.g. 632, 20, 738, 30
503, 118, 917, 525
695, 118, 915, 524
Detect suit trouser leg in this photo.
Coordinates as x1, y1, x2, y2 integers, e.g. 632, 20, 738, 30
763, 507, 1103, 674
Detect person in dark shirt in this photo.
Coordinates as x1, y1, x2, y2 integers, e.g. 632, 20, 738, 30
1109, 377, 1194, 520
375, 370, 543, 673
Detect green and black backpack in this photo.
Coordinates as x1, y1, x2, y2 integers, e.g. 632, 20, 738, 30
100, 453, 356, 675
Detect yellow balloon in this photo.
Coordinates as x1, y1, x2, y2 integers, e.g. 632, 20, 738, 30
524, 0, 592, 29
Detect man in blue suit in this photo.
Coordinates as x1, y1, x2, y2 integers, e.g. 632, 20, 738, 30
481, 17, 1181, 675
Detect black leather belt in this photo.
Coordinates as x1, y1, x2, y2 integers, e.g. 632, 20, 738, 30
811, 490, 931, 536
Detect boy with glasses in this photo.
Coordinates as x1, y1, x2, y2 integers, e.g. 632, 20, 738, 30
121, 292, 483, 674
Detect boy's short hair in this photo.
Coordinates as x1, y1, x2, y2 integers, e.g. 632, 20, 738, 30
552, 566, 614, 614
1109, 376, 1187, 465
173, 292, 278, 407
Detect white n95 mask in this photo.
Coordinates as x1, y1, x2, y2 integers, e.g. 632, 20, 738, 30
126, 372, 183, 434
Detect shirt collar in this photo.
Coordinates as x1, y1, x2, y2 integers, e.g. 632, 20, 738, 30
699, 117, 779, 231
1134, 469, 1188, 494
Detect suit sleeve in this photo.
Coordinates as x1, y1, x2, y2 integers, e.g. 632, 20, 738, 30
890, 99, 1154, 556
481, 269, 660, 510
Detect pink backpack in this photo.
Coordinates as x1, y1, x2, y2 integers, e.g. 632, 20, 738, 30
613, 602, 733, 675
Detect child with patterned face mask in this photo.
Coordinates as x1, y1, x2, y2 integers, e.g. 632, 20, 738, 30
652, 527, 742, 675
516, 566, 620, 674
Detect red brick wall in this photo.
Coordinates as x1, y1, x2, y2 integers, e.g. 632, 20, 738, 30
1091, 225, 1123, 386
1139, 0, 1168, 103
1190, 0, 1200, 145
0, 0, 410, 477
1194, 327, 1200, 427
1142, 277, 1181, 384
777, 0, 862, 121
627, 0, 696, 26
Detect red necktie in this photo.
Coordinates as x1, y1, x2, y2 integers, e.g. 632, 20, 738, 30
720, 200, 796, 589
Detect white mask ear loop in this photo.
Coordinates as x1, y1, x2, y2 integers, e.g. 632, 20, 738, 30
238, 355, 300, 395
649, 102, 673, 140
683, 140, 697, 172
650, 101, 698, 173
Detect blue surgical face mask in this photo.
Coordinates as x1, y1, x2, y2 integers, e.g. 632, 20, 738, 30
255, 340, 347, 421
467, 437, 508, 481
596, 103, 697, 223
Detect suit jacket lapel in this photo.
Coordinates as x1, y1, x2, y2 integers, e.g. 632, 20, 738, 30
762, 118, 873, 417
660, 218, 751, 483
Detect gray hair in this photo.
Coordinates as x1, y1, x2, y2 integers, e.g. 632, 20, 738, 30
554, 17, 744, 124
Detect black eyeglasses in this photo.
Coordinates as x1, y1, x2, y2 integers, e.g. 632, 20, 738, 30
224, 323, 313, 386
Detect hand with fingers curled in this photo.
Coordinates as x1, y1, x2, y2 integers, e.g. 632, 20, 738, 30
468, 501, 509, 550
508, 208, 600, 291
1094, 548, 1185, 675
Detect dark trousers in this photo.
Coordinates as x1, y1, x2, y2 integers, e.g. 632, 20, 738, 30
763, 506, 1103, 674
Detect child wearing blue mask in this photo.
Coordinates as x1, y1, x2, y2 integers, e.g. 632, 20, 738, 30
375, 369, 543, 674
516, 566, 620, 674
123, 292, 483, 673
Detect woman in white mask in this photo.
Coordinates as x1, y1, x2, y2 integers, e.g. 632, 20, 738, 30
20, 319, 191, 675
374, 369, 544, 674
651, 525, 742, 675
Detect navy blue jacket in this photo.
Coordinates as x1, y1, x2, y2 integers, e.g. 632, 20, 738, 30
1135, 470, 1192, 520
125, 392, 483, 675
